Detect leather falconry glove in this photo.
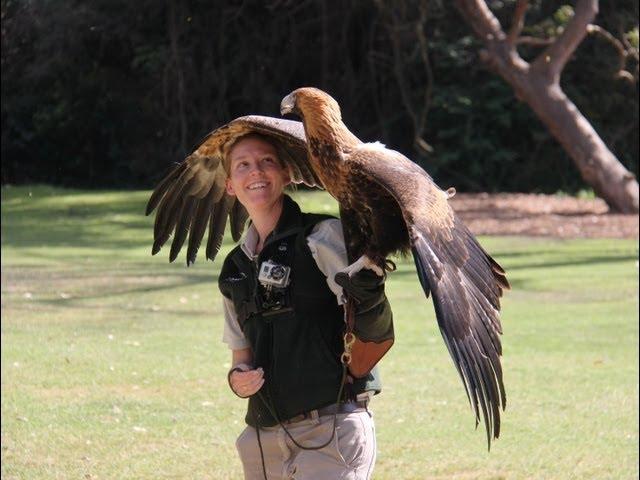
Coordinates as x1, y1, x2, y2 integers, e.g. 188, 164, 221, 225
334, 269, 394, 343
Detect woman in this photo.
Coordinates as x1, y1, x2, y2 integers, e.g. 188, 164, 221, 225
218, 133, 393, 480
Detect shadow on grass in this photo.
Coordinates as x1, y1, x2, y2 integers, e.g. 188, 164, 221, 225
391, 250, 636, 277
4, 186, 638, 274
7, 300, 214, 318
2, 185, 162, 250
502, 254, 637, 270
6, 258, 221, 298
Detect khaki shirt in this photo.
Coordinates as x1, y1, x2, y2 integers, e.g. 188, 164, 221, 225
222, 218, 348, 350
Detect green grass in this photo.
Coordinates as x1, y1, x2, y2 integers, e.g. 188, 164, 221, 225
2, 185, 638, 479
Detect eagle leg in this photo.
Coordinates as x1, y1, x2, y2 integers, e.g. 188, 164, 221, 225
340, 254, 385, 277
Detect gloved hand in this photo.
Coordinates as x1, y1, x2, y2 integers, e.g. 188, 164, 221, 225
334, 268, 393, 342
334, 268, 385, 306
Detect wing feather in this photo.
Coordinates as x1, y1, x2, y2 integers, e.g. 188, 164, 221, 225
206, 195, 234, 261
186, 191, 215, 266
146, 115, 322, 264
169, 197, 196, 263
229, 199, 250, 242
154, 172, 200, 249
146, 162, 187, 216
348, 145, 509, 448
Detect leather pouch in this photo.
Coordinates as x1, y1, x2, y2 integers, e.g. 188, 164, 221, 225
348, 337, 394, 378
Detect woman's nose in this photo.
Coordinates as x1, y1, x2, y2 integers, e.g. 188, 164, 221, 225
248, 163, 264, 175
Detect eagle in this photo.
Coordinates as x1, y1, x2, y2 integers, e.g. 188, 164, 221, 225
146, 88, 509, 448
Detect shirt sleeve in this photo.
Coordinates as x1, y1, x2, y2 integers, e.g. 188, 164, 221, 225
221, 296, 250, 350
306, 218, 349, 305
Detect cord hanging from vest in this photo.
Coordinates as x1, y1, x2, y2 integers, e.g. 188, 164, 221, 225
251, 295, 360, 479
253, 364, 349, 480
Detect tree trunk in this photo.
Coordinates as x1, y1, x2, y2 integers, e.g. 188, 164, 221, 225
523, 79, 638, 212
454, 0, 639, 213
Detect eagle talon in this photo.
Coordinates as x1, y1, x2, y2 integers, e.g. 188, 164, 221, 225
341, 255, 384, 277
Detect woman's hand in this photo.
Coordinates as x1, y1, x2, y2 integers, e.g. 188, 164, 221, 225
228, 364, 265, 398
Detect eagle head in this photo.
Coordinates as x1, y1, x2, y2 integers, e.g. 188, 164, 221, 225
280, 87, 342, 122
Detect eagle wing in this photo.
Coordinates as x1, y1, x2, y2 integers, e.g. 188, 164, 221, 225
146, 115, 322, 265
348, 144, 509, 447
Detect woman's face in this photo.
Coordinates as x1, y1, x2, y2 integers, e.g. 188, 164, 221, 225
225, 136, 291, 211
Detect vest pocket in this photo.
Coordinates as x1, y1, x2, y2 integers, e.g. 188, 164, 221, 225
220, 275, 256, 326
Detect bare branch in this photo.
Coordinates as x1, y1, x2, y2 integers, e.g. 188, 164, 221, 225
506, 0, 529, 46
454, 0, 529, 78
616, 70, 636, 83
517, 36, 555, 47
532, 0, 598, 81
414, 2, 434, 145
453, 0, 505, 43
588, 24, 626, 69
587, 24, 638, 83
515, 21, 637, 84
385, 9, 419, 133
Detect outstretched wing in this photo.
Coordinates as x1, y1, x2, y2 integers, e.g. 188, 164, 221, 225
348, 144, 510, 448
146, 115, 323, 265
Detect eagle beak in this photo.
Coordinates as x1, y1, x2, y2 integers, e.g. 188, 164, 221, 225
280, 93, 296, 116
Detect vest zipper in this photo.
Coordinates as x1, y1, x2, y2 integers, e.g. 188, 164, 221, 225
253, 252, 279, 422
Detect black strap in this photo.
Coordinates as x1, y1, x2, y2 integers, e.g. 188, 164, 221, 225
255, 363, 348, 449
252, 364, 349, 480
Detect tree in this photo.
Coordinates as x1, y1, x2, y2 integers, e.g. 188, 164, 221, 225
454, 0, 639, 213
2, 1, 637, 196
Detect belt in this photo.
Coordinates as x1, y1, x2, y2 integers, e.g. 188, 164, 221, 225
284, 400, 369, 424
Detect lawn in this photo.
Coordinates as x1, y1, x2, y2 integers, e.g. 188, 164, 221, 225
1, 185, 638, 479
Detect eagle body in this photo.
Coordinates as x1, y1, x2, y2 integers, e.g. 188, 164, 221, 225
337, 160, 410, 264
147, 89, 509, 448
300, 107, 410, 264
281, 87, 509, 448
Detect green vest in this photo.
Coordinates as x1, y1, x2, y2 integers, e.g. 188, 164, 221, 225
219, 196, 381, 427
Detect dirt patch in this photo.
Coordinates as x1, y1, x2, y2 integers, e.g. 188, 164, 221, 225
449, 193, 638, 239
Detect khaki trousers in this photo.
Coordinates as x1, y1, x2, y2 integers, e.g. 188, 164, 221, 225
236, 410, 376, 480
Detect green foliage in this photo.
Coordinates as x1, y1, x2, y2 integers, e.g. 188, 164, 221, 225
2, 187, 638, 479
553, 5, 575, 25
626, 27, 639, 49
1, 1, 638, 193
